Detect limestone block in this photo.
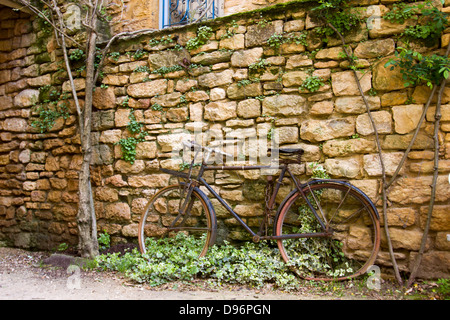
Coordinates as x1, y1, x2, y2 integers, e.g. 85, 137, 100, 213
262, 94, 306, 116
191, 50, 233, 66
349, 179, 379, 202
102, 75, 129, 86
230, 48, 263, 67
331, 71, 372, 96
114, 159, 145, 174
189, 102, 204, 122
204, 101, 237, 121
392, 104, 423, 134
0, 96, 13, 111
136, 141, 157, 159
419, 205, 450, 231
381, 91, 408, 107
436, 232, 450, 250
310, 100, 334, 115
380, 207, 416, 227
26, 74, 51, 87
372, 57, 406, 91
335, 96, 381, 114
128, 174, 170, 188
219, 33, 245, 50
226, 82, 262, 99
92, 145, 113, 165
3, 118, 28, 132
356, 110, 392, 135
388, 176, 450, 205
322, 138, 377, 157
388, 228, 423, 251
382, 132, 433, 150
245, 20, 283, 47
315, 46, 349, 60
99, 129, 122, 144
210, 88, 226, 101
95, 186, 119, 202
93, 86, 116, 109
409, 251, 450, 279
276, 126, 299, 144
198, 69, 234, 88
285, 55, 313, 69
237, 99, 261, 118
354, 38, 395, 59
368, 18, 415, 38
126, 79, 168, 98
413, 86, 450, 104
300, 118, 355, 142
105, 202, 131, 222
13, 89, 39, 107
233, 203, 263, 217
122, 223, 139, 237
284, 19, 305, 32
175, 79, 198, 93
157, 132, 192, 152
151, 92, 183, 107
363, 152, 403, 176
19, 149, 31, 163
348, 225, 374, 250
324, 158, 361, 178
282, 70, 309, 87
166, 107, 188, 122
148, 49, 190, 71
426, 104, 450, 122
62, 78, 85, 92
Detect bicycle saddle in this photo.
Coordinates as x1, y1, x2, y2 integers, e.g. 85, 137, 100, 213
269, 148, 304, 155
269, 148, 304, 164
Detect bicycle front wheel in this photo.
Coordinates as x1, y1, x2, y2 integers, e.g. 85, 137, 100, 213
275, 180, 380, 281
138, 184, 215, 257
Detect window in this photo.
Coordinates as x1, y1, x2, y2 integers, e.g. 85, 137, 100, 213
159, 0, 223, 29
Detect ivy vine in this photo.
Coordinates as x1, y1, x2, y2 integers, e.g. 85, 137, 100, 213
115, 109, 148, 164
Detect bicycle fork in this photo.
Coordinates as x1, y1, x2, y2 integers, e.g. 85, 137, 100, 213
169, 182, 197, 230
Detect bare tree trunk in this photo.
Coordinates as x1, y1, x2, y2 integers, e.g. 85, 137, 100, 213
77, 10, 99, 258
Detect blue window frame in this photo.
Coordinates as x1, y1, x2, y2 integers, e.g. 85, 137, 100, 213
160, 0, 220, 28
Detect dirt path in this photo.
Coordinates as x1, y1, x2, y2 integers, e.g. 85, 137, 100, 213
0, 247, 324, 300
2, 247, 440, 301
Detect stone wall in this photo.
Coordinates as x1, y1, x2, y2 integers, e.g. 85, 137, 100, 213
1, 1, 450, 278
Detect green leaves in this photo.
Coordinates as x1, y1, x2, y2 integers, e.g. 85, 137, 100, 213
385, 47, 450, 89
312, 0, 362, 37
94, 234, 302, 290
31, 102, 70, 133
116, 108, 148, 164
185, 26, 213, 51
299, 76, 325, 93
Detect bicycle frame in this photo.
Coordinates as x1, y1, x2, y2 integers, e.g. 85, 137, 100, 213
167, 156, 330, 243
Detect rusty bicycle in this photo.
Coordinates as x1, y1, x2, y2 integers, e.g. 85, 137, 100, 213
138, 140, 380, 281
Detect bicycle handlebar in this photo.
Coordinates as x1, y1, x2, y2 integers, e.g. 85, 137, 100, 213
182, 140, 233, 158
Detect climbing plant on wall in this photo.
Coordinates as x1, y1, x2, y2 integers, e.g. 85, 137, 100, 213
318, 0, 450, 287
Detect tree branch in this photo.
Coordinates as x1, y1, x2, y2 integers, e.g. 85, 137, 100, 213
16, 0, 83, 47
406, 42, 450, 287
327, 22, 404, 286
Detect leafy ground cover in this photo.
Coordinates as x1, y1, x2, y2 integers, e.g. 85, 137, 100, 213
90, 234, 449, 300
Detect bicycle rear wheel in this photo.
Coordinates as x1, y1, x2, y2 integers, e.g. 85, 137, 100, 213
138, 184, 215, 257
275, 180, 380, 281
